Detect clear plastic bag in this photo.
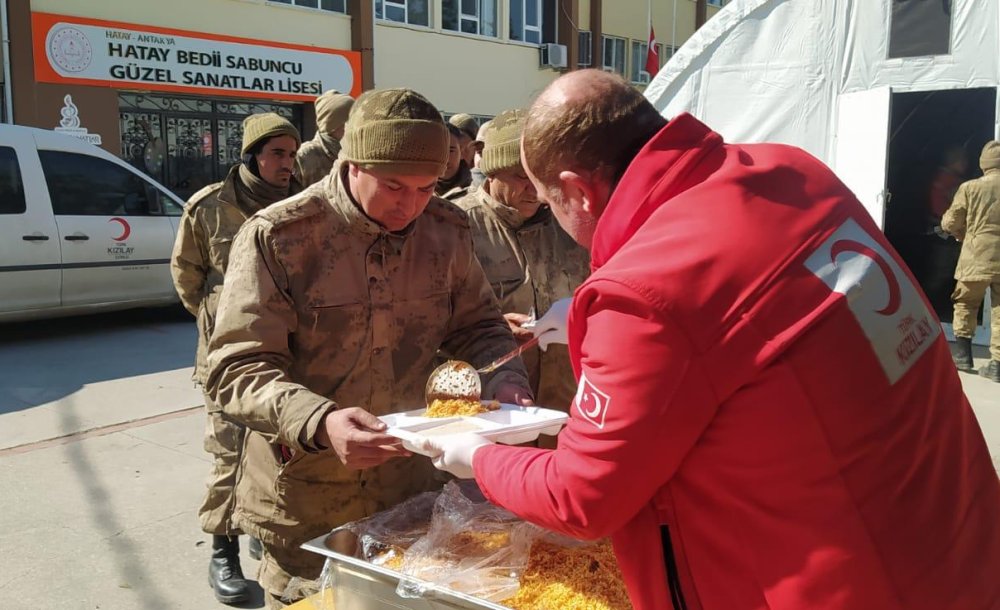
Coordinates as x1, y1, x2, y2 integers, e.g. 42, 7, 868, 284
332, 481, 633, 609
341, 489, 439, 570
395, 481, 540, 602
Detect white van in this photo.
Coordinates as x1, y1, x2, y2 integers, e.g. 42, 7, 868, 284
0, 124, 185, 322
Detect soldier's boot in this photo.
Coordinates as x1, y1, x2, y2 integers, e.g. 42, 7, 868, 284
209, 535, 251, 605
979, 359, 1000, 383
951, 337, 975, 372
248, 536, 263, 561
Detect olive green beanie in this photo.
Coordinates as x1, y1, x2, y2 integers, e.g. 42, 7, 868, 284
449, 113, 479, 141
980, 140, 1000, 172
241, 112, 301, 155
479, 109, 526, 177
341, 88, 449, 176
314, 89, 355, 135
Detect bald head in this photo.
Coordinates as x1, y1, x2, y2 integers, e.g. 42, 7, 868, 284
523, 69, 667, 189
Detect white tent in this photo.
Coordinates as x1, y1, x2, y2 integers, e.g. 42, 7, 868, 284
645, 0, 997, 340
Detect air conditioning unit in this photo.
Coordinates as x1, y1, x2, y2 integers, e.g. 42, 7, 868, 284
540, 43, 568, 69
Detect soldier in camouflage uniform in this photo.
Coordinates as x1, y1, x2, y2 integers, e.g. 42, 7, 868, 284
295, 90, 354, 187
436, 123, 473, 200
449, 112, 482, 170
170, 112, 302, 605
205, 89, 532, 608
454, 109, 589, 438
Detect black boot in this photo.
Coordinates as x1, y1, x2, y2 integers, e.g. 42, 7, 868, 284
209, 535, 251, 605
248, 536, 263, 561
979, 360, 1000, 383
951, 337, 974, 372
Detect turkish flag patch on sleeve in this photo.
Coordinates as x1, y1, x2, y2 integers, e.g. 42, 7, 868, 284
574, 372, 612, 429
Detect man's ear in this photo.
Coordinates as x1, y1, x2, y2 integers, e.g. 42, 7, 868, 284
348, 162, 360, 179
558, 170, 606, 219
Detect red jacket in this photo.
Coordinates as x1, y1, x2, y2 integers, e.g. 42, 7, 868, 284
474, 115, 1000, 610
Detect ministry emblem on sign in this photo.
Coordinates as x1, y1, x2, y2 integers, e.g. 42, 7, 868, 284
47, 25, 93, 73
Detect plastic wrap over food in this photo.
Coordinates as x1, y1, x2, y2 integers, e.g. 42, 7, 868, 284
395, 482, 539, 602
331, 481, 634, 609
342, 489, 439, 571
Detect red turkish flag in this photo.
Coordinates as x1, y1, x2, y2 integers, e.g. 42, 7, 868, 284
645, 26, 660, 77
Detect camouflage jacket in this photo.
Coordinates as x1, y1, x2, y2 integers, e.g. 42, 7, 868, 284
295, 133, 340, 187
205, 161, 529, 551
456, 187, 590, 410
170, 165, 300, 384
942, 170, 1000, 281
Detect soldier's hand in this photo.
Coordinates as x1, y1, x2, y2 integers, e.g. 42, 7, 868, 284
503, 312, 536, 344
317, 407, 410, 470
493, 382, 534, 407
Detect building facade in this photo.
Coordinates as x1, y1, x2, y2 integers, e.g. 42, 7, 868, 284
5, 0, 724, 199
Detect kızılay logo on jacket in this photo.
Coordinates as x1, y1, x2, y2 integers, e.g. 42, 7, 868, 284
107, 217, 135, 260
804, 218, 939, 384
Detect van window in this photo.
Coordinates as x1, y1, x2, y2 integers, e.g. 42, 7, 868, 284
0, 146, 27, 215
38, 150, 177, 217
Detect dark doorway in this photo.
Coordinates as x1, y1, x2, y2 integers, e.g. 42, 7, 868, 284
884, 87, 996, 324
117, 94, 303, 202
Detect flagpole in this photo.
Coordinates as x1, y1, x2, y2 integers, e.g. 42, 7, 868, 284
672, 0, 678, 54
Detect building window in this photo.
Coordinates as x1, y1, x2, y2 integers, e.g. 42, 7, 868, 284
578, 30, 592, 66
630, 40, 650, 83
0, 146, 26, 215
269, 0, 347, 12
443, 0, 497, 37
707, 0, 725, 6
888, 0, 952, 58
660, 43, 675, 68
376, 0, 430, 27
602, 35, 626, 76
510, 0, 542, 44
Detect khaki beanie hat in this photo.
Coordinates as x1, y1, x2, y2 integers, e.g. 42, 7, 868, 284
315, 90, 355, 135
980, 140, 1000, 171
479, 109, 526, 177
341, 88, 448, 176
449, 113, 479, 141
241, 112, 301, 155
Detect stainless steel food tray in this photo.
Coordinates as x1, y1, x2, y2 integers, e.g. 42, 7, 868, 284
301, 529, 510, 610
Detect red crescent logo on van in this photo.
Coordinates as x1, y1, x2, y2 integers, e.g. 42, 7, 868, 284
830, 239, 901, 316
109, 217, 131, 242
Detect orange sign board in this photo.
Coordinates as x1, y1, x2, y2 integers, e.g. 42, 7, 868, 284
32, 12, 362, 101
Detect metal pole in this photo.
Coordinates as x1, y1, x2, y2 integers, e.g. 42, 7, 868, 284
1, 0, 13, 123
671, 0, 678, 54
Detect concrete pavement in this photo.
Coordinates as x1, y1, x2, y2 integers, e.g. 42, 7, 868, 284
0, 311, 997, 609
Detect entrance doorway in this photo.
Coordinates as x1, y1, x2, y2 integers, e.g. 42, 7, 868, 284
118, 93, 303, 201
884, 88, 996, 331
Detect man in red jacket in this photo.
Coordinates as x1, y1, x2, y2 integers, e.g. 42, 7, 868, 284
424, 70, 1000, 610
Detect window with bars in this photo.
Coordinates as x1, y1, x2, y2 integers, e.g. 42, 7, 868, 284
602, 35, 626, 76
630, 40, 650, 83
578, 31, 592, 66
375, 0, 430, 27
510, 0, 542, 44
442, 0, 498, 37
269, 0, 347, 12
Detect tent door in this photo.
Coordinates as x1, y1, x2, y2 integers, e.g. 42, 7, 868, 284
834, 88, 892, 228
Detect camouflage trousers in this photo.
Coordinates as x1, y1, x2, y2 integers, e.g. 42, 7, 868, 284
198, 397, 247, 535
952, 279, 1000, 360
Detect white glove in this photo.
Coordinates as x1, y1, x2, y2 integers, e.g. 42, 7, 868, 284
524, 297, 571, 351
419, 433, 493, 479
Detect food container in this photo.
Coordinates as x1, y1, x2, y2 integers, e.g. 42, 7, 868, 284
380, 404, 568, 457
301, 529, 510, 610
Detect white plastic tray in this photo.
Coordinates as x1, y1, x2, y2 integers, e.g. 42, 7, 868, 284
381, 404, 567, 457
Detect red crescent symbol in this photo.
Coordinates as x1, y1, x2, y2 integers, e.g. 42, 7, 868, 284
830, 239, 901, 316
109, 217, 131, 242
